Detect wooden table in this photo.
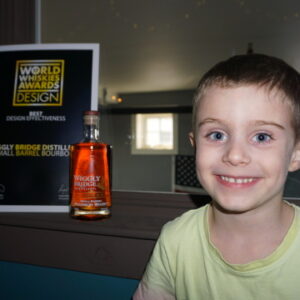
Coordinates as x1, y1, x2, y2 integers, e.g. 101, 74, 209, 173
0, 191, 211, 279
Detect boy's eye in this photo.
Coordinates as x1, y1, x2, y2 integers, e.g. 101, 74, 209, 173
207, 131, 226, 141
253, 133, 272, 143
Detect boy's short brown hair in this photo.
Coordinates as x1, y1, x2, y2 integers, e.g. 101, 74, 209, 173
193, 54, 300, 140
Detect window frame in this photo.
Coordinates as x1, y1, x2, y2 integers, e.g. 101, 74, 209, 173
131, 113, 178, 155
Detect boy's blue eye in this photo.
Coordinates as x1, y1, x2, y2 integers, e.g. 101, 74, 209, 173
208, 131, 226, 141
253, 133, 271, 143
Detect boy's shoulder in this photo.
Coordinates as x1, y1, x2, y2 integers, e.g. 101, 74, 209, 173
165, 204, 208, 227
160, 204, 209, 242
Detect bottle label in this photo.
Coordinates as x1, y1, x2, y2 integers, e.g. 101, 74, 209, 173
70, 144, 111, 209
73, 175, 101, 190
72, 175, 106, 207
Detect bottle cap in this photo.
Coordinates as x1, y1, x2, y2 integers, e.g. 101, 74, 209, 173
84, 110, 99, 116
83, 110, 99, 125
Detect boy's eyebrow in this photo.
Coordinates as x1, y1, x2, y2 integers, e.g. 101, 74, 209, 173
253, 120, 285, 130
197, 118, 222, 128
197, 119, 286, 130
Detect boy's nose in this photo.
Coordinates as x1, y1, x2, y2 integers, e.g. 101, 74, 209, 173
222, 139, 251, 166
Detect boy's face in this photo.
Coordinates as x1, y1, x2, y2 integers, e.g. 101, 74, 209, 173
191, 85, 300, 214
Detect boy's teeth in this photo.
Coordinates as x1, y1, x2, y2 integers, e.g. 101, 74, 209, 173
220, 176, 254, 183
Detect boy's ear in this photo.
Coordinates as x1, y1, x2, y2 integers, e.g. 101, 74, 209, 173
189, 132, 195, 147
289, 143, 300, 172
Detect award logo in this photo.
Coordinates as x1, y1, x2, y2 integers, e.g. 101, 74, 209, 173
13, 60, 65, 106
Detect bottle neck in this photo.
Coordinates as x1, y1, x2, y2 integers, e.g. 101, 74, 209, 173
82, 124, 100, 142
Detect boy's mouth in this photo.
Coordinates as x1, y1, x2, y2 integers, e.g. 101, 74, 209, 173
217, 175, 260, 187
220, 176, 254, 184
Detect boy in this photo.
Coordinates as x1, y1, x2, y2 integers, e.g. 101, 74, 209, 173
133, 54, 300, 300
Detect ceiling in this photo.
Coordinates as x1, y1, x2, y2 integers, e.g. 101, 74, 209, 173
41, 0, 300, 102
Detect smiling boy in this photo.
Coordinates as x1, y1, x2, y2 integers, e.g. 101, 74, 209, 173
133, 54, 300, 300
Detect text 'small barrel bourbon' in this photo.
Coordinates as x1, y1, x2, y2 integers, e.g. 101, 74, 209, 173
70, 111, 112, 219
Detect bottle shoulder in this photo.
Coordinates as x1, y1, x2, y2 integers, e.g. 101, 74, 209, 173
71, 142, 109, 149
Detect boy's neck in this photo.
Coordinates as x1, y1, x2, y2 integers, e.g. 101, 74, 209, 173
208, 200, 295, 264
210, 199, 290, 233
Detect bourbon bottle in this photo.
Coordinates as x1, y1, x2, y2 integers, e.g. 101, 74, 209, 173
70, 111, 111, 219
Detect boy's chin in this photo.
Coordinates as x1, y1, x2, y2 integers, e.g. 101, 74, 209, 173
211, 199, 259, 215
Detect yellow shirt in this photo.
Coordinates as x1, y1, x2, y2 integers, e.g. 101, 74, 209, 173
134, 203, 300, 300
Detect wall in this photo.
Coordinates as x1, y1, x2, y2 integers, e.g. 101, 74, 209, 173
100, 90, 194, 192
0, 0, 36, 45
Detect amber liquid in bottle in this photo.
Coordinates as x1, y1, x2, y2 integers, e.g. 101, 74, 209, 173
70, 111, 111, 220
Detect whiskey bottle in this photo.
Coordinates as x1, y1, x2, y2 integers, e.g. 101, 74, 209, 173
70, 111, 111, 219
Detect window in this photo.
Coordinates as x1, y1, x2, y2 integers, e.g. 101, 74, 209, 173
132, 113, 178, 154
